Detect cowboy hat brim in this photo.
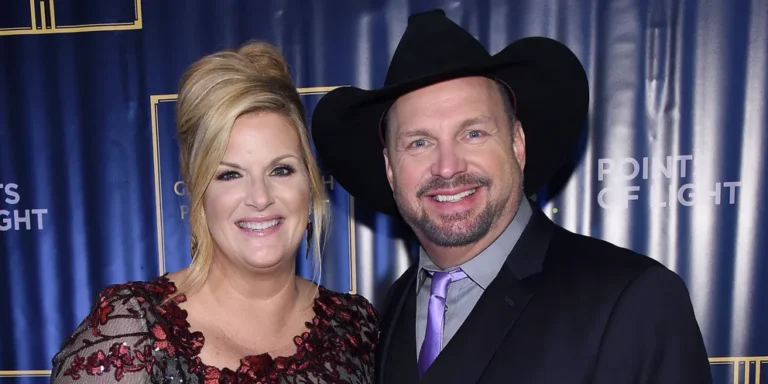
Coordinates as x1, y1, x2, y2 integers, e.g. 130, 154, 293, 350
311, 36, 589, 216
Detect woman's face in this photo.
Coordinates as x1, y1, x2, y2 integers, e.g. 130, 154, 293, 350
203, 111, 310, 273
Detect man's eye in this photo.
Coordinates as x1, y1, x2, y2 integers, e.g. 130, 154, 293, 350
410, 139, 426, 148
467, 130, 484, 138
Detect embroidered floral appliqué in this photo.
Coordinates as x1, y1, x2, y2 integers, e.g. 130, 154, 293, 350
51, 276, 379, 383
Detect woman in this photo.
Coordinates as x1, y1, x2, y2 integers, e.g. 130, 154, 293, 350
50, 41, 379, 383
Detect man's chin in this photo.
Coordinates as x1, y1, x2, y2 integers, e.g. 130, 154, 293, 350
419, 204, 502, 247
421, 227, 486, 248
430, 211, 477, 228
414, 216, 485, 246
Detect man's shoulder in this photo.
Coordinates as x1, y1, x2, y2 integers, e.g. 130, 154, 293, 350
377, 265, 419, 312
543, 226, 690, 300
549, 225, 667, 272
390, 264, 419, 294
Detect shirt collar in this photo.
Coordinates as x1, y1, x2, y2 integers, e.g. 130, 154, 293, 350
416, 197, 533, 292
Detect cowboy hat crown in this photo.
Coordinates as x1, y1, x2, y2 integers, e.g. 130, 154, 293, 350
311, 9, 590, 216
383, 9, 496, 87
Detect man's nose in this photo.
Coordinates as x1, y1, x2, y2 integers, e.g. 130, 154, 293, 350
431, 142, 468, 179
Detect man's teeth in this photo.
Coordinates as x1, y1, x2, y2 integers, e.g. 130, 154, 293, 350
433, 189, 476, 202
238, 219, 280, 230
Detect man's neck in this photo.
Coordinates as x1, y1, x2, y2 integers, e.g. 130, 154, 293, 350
421, 241, 493, 270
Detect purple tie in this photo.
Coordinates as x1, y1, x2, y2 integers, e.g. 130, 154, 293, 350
418, 268, 468, 376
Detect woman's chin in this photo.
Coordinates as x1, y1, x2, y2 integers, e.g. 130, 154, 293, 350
239, 250, 292, 272
213, 242, 297, 274
243, 259, 287, 272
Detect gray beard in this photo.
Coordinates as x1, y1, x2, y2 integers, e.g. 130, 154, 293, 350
394, 189, 508, 248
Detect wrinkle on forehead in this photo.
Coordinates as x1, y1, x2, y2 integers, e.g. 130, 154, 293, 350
387, 77, 504, 138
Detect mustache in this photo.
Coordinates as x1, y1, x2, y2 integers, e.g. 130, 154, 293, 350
416, 173, 491, 197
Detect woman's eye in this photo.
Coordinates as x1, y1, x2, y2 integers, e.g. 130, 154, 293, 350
271, 165, 295, 176
215, 170, 240, 181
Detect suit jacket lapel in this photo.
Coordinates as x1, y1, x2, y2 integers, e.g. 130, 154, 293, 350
422, 206, 555, 384
419, 265, 531, 384
387, 286, 420, 383
376, 266, 419, 384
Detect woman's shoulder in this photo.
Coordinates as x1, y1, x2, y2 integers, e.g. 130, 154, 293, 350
75, 275, 178, 334
50, 275, 182, 382
311, 286, 379, 364
315, 285, 380, 333
318, 286, 377, 314
94, 274, 178, 305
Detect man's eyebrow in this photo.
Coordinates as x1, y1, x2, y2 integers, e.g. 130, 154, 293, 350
397, 128, 432, 139
459, 115, 493, 129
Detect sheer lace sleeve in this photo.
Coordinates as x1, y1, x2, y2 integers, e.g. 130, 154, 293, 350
351, 293, 380, 362
337, 292, 380, 382
50, 284, 156, 383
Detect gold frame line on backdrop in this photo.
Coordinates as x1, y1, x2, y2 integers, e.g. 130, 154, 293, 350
0, 0, 143, 36
708, 356, 768, 383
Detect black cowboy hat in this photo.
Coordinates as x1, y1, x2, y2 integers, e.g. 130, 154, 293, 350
311, 9, 589, 216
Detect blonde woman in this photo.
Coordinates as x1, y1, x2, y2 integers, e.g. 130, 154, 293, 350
50, 41, 379, 383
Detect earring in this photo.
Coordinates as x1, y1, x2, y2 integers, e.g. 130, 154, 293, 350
305, 218, 313, 259
190, 235, 198, 259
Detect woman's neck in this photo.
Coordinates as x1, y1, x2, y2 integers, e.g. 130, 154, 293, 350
173, 257, 317, 363
196, 258, 304, 321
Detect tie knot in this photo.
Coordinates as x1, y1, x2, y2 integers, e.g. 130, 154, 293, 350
431, 268, 467, 282
427, 268, 468, 299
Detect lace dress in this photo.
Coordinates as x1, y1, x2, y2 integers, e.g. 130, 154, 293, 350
50, 276, 379, 383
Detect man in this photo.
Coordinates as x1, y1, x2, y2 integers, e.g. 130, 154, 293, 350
311, 9, 712, 384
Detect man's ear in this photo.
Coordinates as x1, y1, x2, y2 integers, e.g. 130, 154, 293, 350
383, 148, 395, 191
512, 120, 526, 170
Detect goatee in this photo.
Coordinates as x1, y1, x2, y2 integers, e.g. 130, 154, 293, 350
394, 173, 506, 247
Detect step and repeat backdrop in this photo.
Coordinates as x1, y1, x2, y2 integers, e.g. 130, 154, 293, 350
1, 0, 766, 382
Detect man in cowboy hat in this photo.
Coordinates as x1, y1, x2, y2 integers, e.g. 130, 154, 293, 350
312, 9, 712, 384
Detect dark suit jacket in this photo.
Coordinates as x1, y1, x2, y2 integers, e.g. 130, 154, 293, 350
375, 204, 712, 384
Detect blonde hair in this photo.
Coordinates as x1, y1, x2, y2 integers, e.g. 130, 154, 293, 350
172, 40, 329, 299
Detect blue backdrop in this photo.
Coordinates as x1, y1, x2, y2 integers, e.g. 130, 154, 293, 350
1, 0, 766, 382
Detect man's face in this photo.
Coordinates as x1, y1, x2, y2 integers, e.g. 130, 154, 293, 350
383, 76, 526, 251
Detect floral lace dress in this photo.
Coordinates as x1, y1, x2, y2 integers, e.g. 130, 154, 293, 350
50, 276, 379, 383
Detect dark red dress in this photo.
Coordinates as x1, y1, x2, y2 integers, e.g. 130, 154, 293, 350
50, 276, 379, 383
